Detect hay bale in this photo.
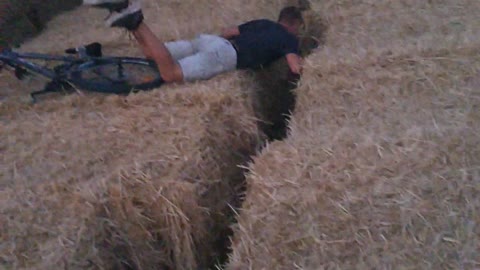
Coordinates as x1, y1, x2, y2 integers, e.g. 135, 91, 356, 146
0, 77, 263, 269
227, 0, 480, 268
230, 49, 480, 269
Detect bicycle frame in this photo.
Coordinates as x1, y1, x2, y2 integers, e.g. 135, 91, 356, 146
0, 48, 79, 79
0, 44, 163, 102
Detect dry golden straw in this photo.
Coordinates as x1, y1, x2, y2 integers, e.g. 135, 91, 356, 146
1, 0, 479, 269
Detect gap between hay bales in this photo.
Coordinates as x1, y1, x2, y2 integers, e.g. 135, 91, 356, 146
252, 9, 326, 141
208, 11, 327, 268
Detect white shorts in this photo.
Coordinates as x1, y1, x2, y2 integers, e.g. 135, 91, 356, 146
164, 34, 238, 82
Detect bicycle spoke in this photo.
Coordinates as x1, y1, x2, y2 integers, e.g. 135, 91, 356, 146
69, 58, 163, 94
117, 61, 125, 80
91, 68, 118, 83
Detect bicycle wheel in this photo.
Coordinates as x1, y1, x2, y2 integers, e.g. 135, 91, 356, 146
69, 57, 164, 94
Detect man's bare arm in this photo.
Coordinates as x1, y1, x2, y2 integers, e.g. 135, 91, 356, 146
286, 53, 303, 75
221, 26, 240, 39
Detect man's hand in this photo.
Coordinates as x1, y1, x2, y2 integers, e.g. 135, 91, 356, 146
286, 53, 303, 75
221, 27, 240, 39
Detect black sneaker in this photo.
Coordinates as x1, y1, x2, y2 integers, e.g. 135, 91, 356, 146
83, 0, 129, 12
105, 1, 144, 31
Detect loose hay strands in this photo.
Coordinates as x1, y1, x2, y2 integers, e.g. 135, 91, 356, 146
227, 0, 480, 269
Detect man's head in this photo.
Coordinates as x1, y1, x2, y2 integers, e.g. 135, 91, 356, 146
278, 6, 304, 36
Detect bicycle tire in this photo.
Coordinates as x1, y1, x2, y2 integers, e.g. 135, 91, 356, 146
68, 57, 164, 94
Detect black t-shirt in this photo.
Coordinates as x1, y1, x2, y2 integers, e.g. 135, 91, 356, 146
231, 19, 299, 69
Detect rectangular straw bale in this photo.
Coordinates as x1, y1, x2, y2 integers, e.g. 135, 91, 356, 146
1, 71, 266, 269
228, 45, 480, 269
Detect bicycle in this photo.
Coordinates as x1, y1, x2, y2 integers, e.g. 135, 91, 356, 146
0, 42, 164, 102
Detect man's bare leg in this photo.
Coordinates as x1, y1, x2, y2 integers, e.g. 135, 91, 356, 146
131, 23, 184, 82
84, 0, 184, 82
